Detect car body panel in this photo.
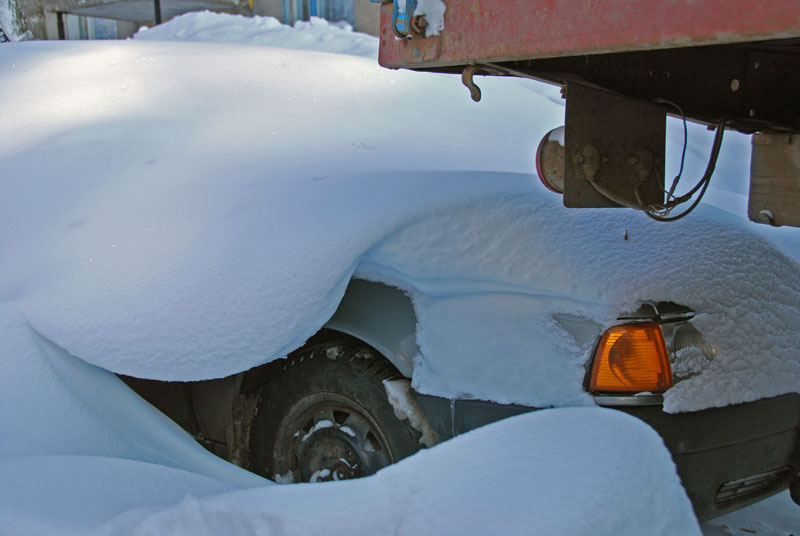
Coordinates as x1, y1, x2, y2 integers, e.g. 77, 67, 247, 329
324, 279, 418, 378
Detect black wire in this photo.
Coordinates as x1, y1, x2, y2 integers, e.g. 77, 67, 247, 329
670, 113, 688, 200
646, 118, 726, 222
645, 172, 711, 222
653, 99, 688, 201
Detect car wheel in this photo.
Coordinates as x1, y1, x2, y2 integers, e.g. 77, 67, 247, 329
249, 340, 420, 483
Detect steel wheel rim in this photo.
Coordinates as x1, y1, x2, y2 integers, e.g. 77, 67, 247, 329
272, 392, 395, 483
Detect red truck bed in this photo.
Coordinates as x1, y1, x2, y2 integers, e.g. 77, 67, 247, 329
378, 0, 800, 70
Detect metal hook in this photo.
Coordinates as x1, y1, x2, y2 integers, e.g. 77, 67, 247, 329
462, 65, 482, 102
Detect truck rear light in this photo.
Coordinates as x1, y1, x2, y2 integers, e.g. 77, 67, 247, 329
589, 323, 673, 393
535, 126, 565, 194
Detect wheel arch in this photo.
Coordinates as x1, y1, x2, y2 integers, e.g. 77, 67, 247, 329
178, 278, 420, 466
322, 278, 418, 378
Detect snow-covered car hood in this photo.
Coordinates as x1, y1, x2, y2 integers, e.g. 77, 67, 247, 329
1, 40, 799, 415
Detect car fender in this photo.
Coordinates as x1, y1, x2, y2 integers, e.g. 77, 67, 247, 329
324, 279, 418, 378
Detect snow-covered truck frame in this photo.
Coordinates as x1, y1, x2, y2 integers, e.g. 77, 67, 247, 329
373, 0, 800, 226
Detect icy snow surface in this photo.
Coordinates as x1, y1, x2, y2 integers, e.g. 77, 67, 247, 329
1, 37, 800, 414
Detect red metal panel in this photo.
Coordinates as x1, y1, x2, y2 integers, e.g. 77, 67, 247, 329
378, 0, 800, 69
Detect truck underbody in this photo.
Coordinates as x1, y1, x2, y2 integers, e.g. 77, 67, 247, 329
375, 0, 800, 226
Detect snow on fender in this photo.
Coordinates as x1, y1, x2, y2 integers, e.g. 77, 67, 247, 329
95, 407, 700, 536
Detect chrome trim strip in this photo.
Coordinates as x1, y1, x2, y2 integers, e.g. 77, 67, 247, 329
715, 466, 794, 505
593, 394, 664, 407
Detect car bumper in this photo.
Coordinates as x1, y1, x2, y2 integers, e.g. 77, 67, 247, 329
413, 392, 800, 521
617, 393, 800, 520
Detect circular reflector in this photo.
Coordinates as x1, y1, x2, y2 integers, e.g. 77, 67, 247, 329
535, 126, 565, 194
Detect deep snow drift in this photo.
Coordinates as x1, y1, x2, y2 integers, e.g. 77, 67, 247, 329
2, 39, 799, 414
91, 408, 699, 536
2, 11, 800, 536
134, 12, 379, 58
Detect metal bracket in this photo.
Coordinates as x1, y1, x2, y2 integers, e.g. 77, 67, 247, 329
564, 83, 666, 209
372, 0, 418, 38
749, 133, 800, 227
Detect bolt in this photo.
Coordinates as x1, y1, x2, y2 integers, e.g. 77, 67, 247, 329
730, 79, 740, 92
753, 61, 760, 70
410, 15, 428, 35
749, 109, 756, 117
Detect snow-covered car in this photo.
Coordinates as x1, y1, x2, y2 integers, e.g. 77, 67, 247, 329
124, 278, 800, 522
2, 23, 800, 531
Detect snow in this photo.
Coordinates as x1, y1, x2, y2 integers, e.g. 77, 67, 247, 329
548, 124, 565, 145
1, 38, 798, 414
384, 379, 437, 447
0, 304, 265, 534
90, 408, 699, 536
301, 420, 344, 441
415, 0, 447, 36
703, 491, 800, 536
1, 10, 799, 535
133, 12, 379, 58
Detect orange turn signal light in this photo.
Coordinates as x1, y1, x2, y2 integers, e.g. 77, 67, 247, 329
589, 323, 673, 393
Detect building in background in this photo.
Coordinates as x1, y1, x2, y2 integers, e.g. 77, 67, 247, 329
254, 0, 378, 33
12, 0, 378, 41
1, 0, 28, 40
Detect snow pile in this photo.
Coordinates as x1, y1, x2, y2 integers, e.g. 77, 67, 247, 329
702, 491, 800, 535
0, 303, 265, 534
358, 190, 800, 412
1, 299, 698, 534
0, 14, 797, 536
89, 408, 699, 536
1, 40, 799, 414
0, 39, 561, 381
133, 12, 379, 58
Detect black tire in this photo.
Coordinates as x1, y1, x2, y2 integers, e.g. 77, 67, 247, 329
249, 340, 420, 483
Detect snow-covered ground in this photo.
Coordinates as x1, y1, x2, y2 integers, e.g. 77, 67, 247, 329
134, 12, 378, 57
1, 11, 799, 535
